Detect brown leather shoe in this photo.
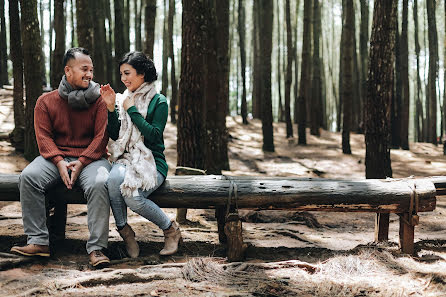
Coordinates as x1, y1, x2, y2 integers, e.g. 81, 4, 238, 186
89, 250, 110, 268
10, 244, 50, 257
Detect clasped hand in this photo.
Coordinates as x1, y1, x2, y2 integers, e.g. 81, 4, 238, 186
57, 160, 84, 189
100, 84, 134, 111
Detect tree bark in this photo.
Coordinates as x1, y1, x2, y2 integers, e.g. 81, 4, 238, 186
426, 0, 438, 145
168, 0, 177, 124
251, 0, 261, 119
298, 0, 312, 145
284, 0, 293, 138
135, 0, 142, 51
258, 0, 274, 152
161, 0, 168, 96
365, 0, 396, 179
76, 0, 92, 51
310, 0, 321, 137
70, 0, 75, 47
359, 0, 369, 134
276, 0, 284, 122
391, 15, 401, 148
177, 0, 207, 170
0, 0, 7, 86
114, 0, 127, 93
91, 0, 107, 85
51, 0, 66, 89
8, 0, 25, 151
400, 0, 409, 150
144, 0, 157, 58
20, 0, 42, 161
124, 0, 130, 51
105, 0, 114, 87
413, 0, 423, 142
293, 0, 300, 125
238, 0, 248, 125
342, 0, 353, 154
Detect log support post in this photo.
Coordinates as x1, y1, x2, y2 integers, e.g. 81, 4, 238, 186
175, 166, 206, 224
224, 212, 246, 262
398, 212, 417, 255
374, 213, 389, 242
46, 195, 68, 246
215, 207, 227, 244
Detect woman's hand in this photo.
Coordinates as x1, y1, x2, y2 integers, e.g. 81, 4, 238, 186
100, 84, 116, 112
123, 96, 135, 111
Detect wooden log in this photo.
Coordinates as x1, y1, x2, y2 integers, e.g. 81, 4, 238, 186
0, 175, 437, 213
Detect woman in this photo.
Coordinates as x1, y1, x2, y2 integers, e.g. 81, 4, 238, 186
100, 51, 181, 258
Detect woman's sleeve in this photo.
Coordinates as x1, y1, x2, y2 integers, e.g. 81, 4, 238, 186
107, 109, 121, 140
127, 101, 168, 144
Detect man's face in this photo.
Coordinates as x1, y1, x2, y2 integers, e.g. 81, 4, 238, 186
64, 53, 94, 89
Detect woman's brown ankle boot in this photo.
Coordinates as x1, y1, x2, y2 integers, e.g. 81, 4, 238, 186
118, 224, 140, 258
159, 221, 182, 256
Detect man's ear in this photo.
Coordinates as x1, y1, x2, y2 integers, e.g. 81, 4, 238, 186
64, 65, 70, 76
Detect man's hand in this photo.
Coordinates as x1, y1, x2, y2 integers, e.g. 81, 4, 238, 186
66, 160, 84, 186
100, 84, 116, 112
123, 96, 135, 111
56, 160, 72, 189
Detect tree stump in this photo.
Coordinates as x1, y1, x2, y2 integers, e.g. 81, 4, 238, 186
174, 166, 206, 224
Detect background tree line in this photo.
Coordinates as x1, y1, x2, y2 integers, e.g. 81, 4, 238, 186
0, 0, 439, 179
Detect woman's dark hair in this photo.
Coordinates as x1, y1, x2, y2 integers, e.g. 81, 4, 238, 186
119, 51, 158, 83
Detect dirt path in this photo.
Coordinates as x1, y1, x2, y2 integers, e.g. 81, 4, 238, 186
1, 89, 446, 296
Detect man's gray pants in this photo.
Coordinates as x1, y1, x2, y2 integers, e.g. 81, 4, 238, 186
19, 156, 111, 254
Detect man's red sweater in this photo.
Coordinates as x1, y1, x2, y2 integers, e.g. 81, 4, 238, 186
34, 90, 108, 166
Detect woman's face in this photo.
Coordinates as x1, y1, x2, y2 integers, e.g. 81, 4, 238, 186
120, 63, 145, 92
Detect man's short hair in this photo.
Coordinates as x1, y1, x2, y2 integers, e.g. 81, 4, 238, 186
63, 47, 90, 67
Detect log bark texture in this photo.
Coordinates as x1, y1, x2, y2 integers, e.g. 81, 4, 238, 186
0, 175, 437, 213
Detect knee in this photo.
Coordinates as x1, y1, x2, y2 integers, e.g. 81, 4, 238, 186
19, 165, 42, 187
124, 195, 144, 213
106, 166, 125, 191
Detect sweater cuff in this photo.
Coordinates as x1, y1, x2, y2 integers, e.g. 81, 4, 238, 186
51, 155, 64, 166
78, 156, 93, 167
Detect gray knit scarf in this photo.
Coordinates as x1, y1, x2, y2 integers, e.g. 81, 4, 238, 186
58, 75, 101, 109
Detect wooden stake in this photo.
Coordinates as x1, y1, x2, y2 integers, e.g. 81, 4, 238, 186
399, 213, 415, 255
374, 213, 390, 242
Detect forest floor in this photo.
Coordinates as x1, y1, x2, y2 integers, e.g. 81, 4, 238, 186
1, 88, 446, 296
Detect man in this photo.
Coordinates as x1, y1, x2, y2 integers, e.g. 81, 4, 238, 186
10, 48, 111, 268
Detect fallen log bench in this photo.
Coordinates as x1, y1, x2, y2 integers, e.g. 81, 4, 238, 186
0, 174, 442, 259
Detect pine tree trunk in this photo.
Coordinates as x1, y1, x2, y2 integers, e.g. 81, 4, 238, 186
161, 0, 169, 96
124, 0, 130, 51
310, 0, 321, 136
342, 0, 353, 154
92, 0, 107, 85
293, 0, 300, 125
252, 0, 261, 119
284, 0, 293, 137
168, 0, 177, 124
70, 0, 75, 47
177, 0, 206, 170
258, 0, 274, 152
414, 0, 423, 142
0, 0, 8, 86
359, 0, 369, 133
144, 0, 157, 58
135, 0, 142, 51
277, 0, 284, 122
51, 0, 65, 89
105, 0, 114, 87
39, 0, 46, 87
238, 0, 248, 125
444, 0, 446, 154
365, 0, 396, 179
298, 0, 312, 145
427, 0, 438, 145
76, 0, 93, 50
49, 0, 53, 85
392, 17, 401, 148
115, 0, 126, 92
214, 0, 230, 170
20, 0, 42, 161
400, 0, 409, 150
9, 0, 25, 151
